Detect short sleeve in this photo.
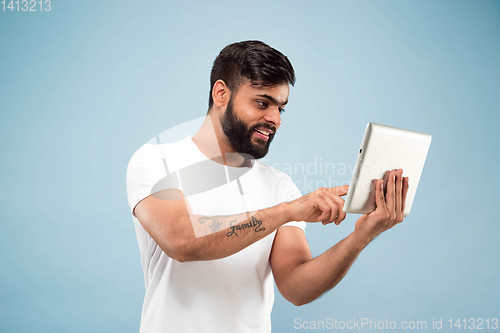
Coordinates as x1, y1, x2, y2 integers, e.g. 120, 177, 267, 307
126, 144, 168, 216
280, 176, 307, 232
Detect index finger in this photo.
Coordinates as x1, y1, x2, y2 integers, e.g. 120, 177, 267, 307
328, 185, 349, 196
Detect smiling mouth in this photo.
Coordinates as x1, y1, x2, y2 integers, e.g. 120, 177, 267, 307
253, 128, 273, 141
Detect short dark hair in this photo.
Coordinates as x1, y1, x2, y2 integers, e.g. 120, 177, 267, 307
208, 40, 296, 110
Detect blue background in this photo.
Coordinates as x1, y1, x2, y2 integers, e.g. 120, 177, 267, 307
1, 0, 499, 332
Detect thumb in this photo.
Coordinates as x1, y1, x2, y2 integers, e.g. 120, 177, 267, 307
330, 185, 349, 196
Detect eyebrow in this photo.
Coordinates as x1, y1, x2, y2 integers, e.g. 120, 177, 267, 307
256, 94, 288, 106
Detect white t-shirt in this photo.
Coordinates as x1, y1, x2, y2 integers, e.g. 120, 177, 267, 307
126, 136, 306, 333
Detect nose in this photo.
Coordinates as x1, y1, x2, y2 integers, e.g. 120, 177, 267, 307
263, 106, 281, 128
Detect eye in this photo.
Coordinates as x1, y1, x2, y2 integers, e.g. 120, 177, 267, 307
256, 100, 268, 109
279, 107, 286, 114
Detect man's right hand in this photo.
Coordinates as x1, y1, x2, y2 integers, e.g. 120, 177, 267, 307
353, 169, 409, 246
285, 185, 349, 225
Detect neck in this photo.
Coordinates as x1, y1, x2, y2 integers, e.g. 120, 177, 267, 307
192, 114, 251, 167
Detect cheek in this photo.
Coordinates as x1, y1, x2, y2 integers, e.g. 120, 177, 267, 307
237, 102, 260, 121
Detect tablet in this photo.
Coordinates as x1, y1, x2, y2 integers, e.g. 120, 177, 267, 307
343, 122, 432, 216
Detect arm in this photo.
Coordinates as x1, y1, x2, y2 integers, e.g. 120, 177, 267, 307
270, 169, 409, 306
270, 227, 365, 306
134, 189, 290, 262
134, 184, 350, 263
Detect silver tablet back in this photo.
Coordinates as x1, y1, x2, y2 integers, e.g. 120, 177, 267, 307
344, 122, 432, 216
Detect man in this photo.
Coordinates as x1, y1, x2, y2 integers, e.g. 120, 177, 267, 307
126, 40, 409, 332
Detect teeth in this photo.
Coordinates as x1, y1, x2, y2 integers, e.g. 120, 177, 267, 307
256, 129, 271, 136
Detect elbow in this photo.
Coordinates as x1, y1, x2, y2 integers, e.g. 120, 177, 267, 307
278, 281, 314, 307
170, 251, 190, 263
283, 291, 313, 307
290, 297, 313, 307
163, 238, 196, 263
292, 300, 306, 307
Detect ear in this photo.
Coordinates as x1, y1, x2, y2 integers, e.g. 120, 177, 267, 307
212, 80, 230, 108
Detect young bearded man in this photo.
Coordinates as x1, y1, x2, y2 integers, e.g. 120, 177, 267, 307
126, 40, 409, 333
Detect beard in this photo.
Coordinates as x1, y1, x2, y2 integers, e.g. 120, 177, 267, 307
220, 97, 276, 160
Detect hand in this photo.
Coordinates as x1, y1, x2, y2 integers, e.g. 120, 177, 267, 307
354, 169, 409, 245
285, 185, 349, 225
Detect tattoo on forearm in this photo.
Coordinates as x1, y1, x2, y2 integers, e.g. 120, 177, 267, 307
225, 216, 266, 237
198, 216, 223, 233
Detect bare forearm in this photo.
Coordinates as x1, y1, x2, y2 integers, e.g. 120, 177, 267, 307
284, 230, 369, 305
174, 202, 290, 261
